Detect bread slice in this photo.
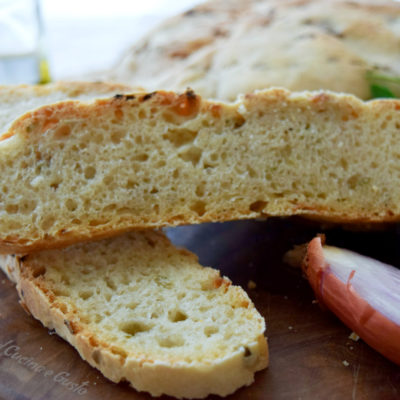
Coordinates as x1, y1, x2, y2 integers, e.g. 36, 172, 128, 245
2, 85, 400, 253
0, 230, 268, 398
96, 0, 400, 101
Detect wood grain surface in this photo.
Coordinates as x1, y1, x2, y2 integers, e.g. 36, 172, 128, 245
1, 218, 399, 400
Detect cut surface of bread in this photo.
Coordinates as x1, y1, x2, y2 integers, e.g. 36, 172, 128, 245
1, 85, 400, 253
0, 230, 268, 399
95, 0, 400, 100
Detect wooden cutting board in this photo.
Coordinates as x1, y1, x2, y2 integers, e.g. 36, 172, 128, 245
1, 218, 399, 400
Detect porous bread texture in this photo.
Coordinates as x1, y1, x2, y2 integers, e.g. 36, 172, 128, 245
0, 230, 268, 399
96, 0, 400, 100
1, 87, 400, 253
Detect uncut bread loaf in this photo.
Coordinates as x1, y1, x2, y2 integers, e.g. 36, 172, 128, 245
96, 0, 400, 100
2, 85, 400, 253
0, 230, 268, 398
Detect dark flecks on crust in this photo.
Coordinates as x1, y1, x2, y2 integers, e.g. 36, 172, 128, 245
185, 88, 197, 100
113, 94, 136, 100
142, 92, 158, 101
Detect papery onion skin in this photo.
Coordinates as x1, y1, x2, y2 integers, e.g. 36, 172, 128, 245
303, 237, 400, 365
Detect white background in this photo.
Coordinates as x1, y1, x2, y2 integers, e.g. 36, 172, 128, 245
40, 0, 201, 79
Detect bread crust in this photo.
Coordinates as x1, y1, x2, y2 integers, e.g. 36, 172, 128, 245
0, 230, 268, 398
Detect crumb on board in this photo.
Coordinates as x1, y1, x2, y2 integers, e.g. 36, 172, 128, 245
342, 360, 350, 367
312, 299, 318, 304
247, 280, 257, 289
349, 332, 360, 341
350, 346, 354, 350
288, 326, 293, 330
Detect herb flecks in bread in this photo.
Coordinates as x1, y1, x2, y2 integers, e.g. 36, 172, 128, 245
0, 230, 268, 398
2, 85, 400, 253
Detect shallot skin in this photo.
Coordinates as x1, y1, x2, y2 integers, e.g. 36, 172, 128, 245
303, 237, 400, 365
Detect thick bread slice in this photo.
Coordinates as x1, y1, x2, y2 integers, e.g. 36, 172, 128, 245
0, 230, 268, 399
2, 86, 400, 253
97, 0, 400, 100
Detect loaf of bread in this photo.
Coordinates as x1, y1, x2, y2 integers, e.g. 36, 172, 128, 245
2, 84, 400, 253
96, 0, 400, 100
0, 87, 400, 253
0, 229, 268, 398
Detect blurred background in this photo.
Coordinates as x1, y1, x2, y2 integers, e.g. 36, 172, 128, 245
0, 0, 200, 84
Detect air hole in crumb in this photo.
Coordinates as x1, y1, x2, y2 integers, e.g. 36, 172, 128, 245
340, 158, 348, 170
65, 198, 78, 212
163, 128, 197, 147
53, 288, 70, 297
121, 321, 152, 336
233, 114, 246, 129
249, 200, 267, 212
111, 131, 124, 144
6, 204, 19, 214
168, 309, 188, 323
195, 184, 205, 197
79, 291, 93, 300
127, 302, 139, 310
84, 166, 96, 179
134, 153, 149, 162
190, 200, 206, 216
138, 109, 146, 119
178, 146, 202, 166
41, 216, 55, 230
157, 334, 184, 348
247, 165, 257, 178
204, 326, 219, 337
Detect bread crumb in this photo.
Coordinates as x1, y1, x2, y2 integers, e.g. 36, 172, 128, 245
349, 332, 360, 341
288, 326, 293, 330
312, 299, 318, 304
283, 244, 308, 268
342, 360, 349, 367
349, 346, 354, 350
247, 280, 257, 289
40, 346, 43, 351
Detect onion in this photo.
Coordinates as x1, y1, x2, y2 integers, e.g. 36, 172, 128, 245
303, 237, 400, 365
